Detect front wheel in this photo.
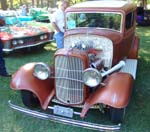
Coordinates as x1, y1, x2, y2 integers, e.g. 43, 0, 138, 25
109, 107, 126, 124
21, 90, 39, 108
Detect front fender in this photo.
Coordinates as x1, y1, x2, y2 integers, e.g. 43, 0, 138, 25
10, 63, 55, 110
81, 72, 134, 117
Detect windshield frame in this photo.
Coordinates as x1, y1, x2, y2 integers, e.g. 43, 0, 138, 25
65, 11, 123, 33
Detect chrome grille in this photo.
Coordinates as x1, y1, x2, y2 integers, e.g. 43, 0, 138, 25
55, 56, 84, 104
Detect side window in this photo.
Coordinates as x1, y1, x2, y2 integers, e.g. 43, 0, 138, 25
125, 12, 134, 29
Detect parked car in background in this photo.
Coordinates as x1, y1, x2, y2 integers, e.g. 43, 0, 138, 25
0, 10, 54, 54
29, 8, 50, 23
9, 1, 139, 131
0, 16, 5, 26
136, 6, 150, 26
18, 15, 34, 22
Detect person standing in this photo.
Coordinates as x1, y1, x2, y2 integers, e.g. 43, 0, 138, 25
21, 5, 27, 16
0, 40, 11, 77
51, 0, 69, 49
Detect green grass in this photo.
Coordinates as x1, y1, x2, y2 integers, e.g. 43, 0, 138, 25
0, 27, 150, 132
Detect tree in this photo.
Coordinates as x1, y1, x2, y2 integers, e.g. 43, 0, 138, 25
36, 0, 39, 7
0, 0, 8, 10
31, 0, 34, 7
10, 0, 13, 9
19, 0, 23, 6
47, 0, 51, 8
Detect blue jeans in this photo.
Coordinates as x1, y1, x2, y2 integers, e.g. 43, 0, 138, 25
54, 32, 64, 49
0, 40, 8, 75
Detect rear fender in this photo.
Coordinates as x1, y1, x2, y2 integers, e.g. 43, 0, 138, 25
10, 63, 55, 110
128, 36, 140, 59
81, 72, 134, 117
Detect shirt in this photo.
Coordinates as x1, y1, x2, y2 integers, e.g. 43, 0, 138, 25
51, 9, 65, 33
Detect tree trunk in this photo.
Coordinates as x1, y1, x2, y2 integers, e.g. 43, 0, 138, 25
37, 0, 39, 7
31, 0, 34, 7
0, 0, 8, 10
20, 0, 23, 6
40, 0, 43, 7
10, 0, 13, 9
47, 0, 51, 8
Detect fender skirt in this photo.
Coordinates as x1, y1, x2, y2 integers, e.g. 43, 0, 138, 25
10, 63, 55, 110
81, 72, 134, 117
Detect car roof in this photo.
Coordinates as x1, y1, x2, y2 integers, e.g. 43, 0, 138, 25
72, 0, 128, 8
66, 0, 136, 13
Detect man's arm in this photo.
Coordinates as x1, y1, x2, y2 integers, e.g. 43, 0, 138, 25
52, 22, 61, 33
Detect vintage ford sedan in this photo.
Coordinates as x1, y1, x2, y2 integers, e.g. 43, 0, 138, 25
9, 0, 139, 131
0, 11, 53, 53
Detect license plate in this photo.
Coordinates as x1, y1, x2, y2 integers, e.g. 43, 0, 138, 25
53, 105, 74, 118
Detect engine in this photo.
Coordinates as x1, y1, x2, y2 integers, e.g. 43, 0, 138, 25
64, 34, 113, 69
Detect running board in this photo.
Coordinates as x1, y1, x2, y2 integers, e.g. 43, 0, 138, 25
8, 100, 121, 131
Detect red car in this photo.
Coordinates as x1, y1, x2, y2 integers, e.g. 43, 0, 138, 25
9, 1, 139, 131
0, 11, 54, 53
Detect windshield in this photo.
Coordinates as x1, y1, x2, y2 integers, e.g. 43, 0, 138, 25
66, 12, 122, 32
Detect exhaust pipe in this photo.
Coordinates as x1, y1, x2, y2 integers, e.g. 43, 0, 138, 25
101, 60, 125, 77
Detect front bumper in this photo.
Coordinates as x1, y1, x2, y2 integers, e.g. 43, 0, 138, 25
2, 39, 53, 52
8, 100, 121, 131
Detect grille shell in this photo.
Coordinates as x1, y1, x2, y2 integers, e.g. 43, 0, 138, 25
55, 49, 88, 105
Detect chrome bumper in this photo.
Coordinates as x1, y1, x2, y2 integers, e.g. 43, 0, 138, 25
3, 39, 53, 52
8, 100, 121, 131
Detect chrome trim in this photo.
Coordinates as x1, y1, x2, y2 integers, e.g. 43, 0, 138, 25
55, 56, 84, 104
8, 100, 121, 131
2, 39, 54, 52
101, 60, 125, 77
33, 62, 50, 80
51, 76, 84, 83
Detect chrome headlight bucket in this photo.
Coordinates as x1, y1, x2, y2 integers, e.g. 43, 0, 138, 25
12, 40, 17, 46
40, 35, 44, 40
83, 68, 102, 87
18, 40, 24, 44
33, 63, 50, 80
44, 35, 47, 39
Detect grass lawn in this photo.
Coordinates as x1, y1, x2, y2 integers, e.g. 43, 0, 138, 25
0, 26, 150, 132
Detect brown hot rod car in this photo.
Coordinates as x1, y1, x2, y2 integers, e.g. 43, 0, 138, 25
9, 0, 139, 131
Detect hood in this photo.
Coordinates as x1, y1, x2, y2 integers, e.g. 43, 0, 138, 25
0, 24, 49, 40
65, 28, 122, 44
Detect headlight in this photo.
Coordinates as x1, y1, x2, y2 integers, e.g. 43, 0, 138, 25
12, 40, 17, 46
44, 35, 47, 39
33, 63, 50, 80
81, 43, 86, 49
144, 17, 147, 20
18, 40, 24, 44
40, 35, 44, 40
83, 68, 102, 87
